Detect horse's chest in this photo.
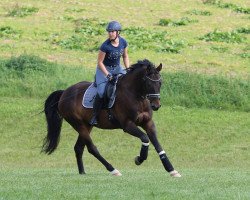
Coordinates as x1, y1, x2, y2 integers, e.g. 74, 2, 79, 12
136, 112, 150, 124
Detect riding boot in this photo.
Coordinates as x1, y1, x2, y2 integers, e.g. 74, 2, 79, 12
90, 95, 103, 125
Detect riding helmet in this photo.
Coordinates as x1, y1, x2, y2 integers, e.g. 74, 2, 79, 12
106, 21, 122, 32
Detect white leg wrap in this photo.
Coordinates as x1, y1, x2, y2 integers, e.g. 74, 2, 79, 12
142, 142, 150, 146
158, 150, 166, 155
170, 170, 181, 178
111, 169, 122, 176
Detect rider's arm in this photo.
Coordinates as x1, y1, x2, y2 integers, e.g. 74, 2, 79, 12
97, 50, 109, 76
122, 47, 129, 68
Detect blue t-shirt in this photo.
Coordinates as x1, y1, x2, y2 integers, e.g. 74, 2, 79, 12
100, 36, 128, 67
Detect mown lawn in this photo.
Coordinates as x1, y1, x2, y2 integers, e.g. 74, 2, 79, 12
0, 97, 249, 199
0, 168, 249, 200
0, 0, 249, 199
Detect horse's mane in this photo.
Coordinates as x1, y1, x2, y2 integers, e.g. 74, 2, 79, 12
126, 59, 155, 73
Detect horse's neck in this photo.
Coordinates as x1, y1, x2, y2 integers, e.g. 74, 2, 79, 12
119, 70, 145, 98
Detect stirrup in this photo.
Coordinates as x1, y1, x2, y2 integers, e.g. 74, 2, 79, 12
90, 117, 98, 125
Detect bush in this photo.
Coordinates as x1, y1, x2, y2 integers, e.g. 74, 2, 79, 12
53, 18, 106, 51
123, 27, 167, 51
186, 9, 212, 16
6, 4, 39, 17
49, 18, 184, 53
157, 39, 186, 53
203, 0, 250, 14
239, 53, 250, 59
210, 46, 228, 53
0, 26, 22, 39
0, 55, 92, 97
74, 18, 106, 36
159, 19, 172, 26
64, 8, 85, 13
58, 35, 87, 50
235, 27, 250, 34
5, 54, 52, 72
159, 17, 198, 27
200, 29, 246, 43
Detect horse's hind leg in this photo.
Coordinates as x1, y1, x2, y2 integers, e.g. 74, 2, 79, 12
70, 122, 91, 175
85, 138, 121, 176
74, 136, 86, 174
73, 123, 121, 176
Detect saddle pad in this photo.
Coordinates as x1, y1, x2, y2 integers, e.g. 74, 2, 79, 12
82, 83, 116, 109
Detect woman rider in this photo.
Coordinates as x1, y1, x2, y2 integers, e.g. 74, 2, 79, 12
90, 21, 130, 125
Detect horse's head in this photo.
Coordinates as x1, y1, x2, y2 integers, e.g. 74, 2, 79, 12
126, 59, 163, 111
142, 62, 162, 111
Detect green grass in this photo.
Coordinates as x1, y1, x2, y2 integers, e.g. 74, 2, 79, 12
0, 26, 22, 39
159, 17, 198, 27
203, 0, 250, 14
1, 55, 249, 111
0, 169, 249, 200
1, 98, 249, 170
0, 97, 249, 199
200, 29, 246, 43
186, 9, 212, 16
0, 0, 249, 199
6, 4, 39, 17
0, 0, 249, 77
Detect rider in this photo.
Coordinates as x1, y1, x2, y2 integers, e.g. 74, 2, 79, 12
90, 21, 130, 125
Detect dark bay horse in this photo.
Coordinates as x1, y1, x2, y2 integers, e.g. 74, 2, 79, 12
42, 59, 181, 177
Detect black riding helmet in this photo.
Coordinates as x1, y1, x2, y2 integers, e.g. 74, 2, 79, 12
106, 21, 122, 32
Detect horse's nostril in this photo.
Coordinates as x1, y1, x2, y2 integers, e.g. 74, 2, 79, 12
151, 104, 160, 111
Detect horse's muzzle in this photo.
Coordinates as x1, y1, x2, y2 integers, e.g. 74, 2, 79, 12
150, 101, 161, 111
147, 94, 161, 111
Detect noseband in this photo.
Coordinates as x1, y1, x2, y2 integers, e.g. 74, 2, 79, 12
143, 75, 161, 100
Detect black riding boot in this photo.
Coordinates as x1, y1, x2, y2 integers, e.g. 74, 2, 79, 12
90, 95, 103, 125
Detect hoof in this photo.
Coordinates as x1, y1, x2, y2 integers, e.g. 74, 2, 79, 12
170, 170, 181, 178
111, 169, 122, 176
134, 156, 142, 165
79, 171, 86, 175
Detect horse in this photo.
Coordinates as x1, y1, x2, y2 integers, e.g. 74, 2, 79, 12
42, 59, 181, 177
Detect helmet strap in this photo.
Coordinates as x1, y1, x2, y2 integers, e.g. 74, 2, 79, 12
110, 31, 119, 42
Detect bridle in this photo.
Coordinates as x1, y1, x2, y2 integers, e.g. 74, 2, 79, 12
143, 75, 162, 100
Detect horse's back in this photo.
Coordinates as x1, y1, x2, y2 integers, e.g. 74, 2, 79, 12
73, 81, 90, 91
58, 81, 92, 119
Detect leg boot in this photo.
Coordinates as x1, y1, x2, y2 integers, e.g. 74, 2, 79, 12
90, 95, 103, 125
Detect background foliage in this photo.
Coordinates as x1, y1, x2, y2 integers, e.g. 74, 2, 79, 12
0, 0, 249, 199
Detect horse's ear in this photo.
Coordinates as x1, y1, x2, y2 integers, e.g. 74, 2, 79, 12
146, 65, 151, 72
156, 63, 162, 72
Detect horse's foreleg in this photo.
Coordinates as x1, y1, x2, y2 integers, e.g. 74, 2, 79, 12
124, 121, 150, 165
143, 120, 181, 177
74, 136, 86, 174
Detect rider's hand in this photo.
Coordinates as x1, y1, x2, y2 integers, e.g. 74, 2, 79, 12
106, 74, 113, 82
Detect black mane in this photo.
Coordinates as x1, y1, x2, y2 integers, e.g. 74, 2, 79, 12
126, 59, 155, 73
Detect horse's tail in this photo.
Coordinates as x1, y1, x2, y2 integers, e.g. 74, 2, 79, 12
42, 90, 64, 154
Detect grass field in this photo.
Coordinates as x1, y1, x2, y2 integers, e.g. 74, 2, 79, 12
0, 0, 249, 199
0, 169, 249, 199
0, 0, 249, 77
0, 98, 249, 199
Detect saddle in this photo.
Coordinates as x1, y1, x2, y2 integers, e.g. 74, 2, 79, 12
82, 75, 120, 109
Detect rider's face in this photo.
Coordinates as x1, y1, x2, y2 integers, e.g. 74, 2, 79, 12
108, 31, 117, 40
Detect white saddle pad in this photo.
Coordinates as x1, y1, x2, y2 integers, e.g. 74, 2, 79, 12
82, 83, 116, 108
